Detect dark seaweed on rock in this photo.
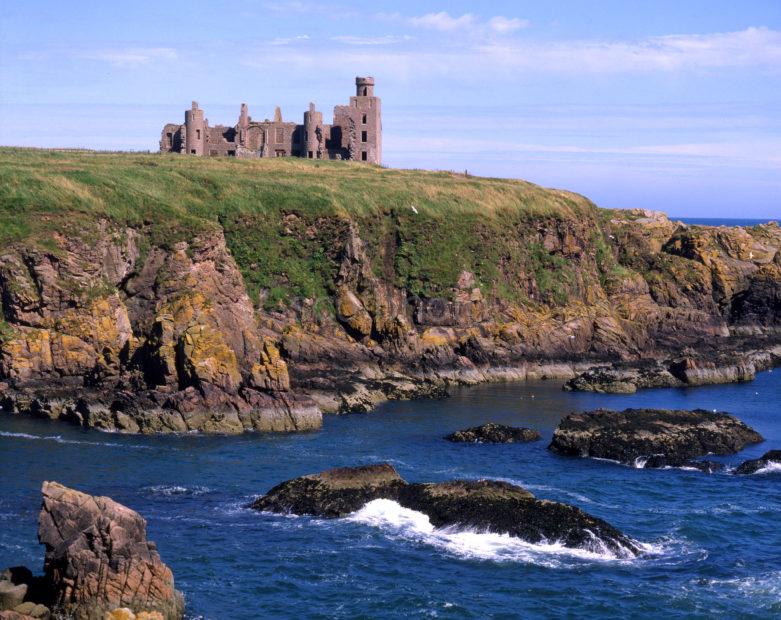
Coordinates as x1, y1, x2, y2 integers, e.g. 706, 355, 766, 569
549, 408, 763, 468
734, 450, 781, 474
251, 464, 641, 557
445, 423, 541, 443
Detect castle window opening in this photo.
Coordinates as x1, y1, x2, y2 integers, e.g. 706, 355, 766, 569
166, 132, 173, 139
227, 150, 235, 157
361, 151, 367, 161
361, 131, 367, 143
362, 87, 367, 95
196, 129, 201, 139
190, 149, 196, 154
308, 151, 313, 158
362, 114, 367, 124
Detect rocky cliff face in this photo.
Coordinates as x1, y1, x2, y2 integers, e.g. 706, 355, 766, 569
1, 198, 779, 433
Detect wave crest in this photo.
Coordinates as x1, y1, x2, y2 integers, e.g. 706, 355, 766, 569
346, 499, 650, 567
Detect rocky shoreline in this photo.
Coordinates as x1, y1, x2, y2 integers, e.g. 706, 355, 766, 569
1, 339, 778, 434
0, 170, 779, 435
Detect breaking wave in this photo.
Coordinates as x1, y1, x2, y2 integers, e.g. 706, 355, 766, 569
0, 430, 155, 449
752, 461, 781, 475
345, 499, 654, 567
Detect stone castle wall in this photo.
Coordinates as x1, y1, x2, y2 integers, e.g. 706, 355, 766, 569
159, 77, 382, 165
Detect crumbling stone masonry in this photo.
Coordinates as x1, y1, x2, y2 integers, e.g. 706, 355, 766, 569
159, 77, 382, 164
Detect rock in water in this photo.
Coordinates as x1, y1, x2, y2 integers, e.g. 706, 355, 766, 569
252, 465, 640, 556
250, 464, 408, 517
445, 423, 540, 443
37, 481, 184, 619
549, 408, 763, 468
734, 450, 781, 474
397, 480, 640, 557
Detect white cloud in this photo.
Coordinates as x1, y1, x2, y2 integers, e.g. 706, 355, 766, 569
331, 35, 412, 46
408, 12, 476, 32
406, 12, 528, 35
79, 47, 178, 67
487, 16, 529, 34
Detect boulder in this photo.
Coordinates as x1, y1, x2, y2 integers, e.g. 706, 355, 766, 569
734, 449, 781, 474
397, 480, 640, 557
37, 481, 184, 620
445, 423, 540, 443
549, 408, 762, 467
250, 464, 407, 517
251, 465, 641, 556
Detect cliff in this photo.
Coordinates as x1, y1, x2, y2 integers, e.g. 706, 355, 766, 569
1, 148, 779, 432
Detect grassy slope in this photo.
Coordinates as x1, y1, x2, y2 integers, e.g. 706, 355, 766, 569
0, 148, 617, 309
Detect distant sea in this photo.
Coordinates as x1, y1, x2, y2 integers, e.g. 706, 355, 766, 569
674, 217, 780, 227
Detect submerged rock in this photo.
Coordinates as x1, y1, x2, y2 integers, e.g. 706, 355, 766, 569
445, 423, 540, 443
250, 464, 407, 517
0, 482, 184, 620
549, 408, 762, 468
734, 450, 781, 474
251, 464, 641, 556
638, 455, 724, 473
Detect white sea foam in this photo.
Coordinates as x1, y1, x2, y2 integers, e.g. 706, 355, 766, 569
144, 484, 212, 497
633, 456, 649, 469
0, 430, 154, 449
345, 499, 647, 567
753, 461, 781, 475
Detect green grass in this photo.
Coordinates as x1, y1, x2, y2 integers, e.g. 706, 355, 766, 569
0, 147, 623, 310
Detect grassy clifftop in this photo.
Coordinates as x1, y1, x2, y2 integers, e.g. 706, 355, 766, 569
0, 148, 617, 308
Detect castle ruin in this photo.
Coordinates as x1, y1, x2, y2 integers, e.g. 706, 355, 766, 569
159, 77, 381, 164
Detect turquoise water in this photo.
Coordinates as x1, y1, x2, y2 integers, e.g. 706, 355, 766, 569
1, 371, 779, 618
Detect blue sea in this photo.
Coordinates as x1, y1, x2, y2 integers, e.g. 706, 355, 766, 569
675, 217, 780, 227
1, 370, 779, 619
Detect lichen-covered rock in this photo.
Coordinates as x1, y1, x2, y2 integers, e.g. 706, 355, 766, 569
549, 408, 763, 467
250, 464, 407, 517
734, 449, 781, 474
37, 481, 184, 620
248, 338, 290, 391
445, 423, 540, 443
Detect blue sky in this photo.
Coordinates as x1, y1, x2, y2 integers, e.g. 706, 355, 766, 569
1, 1, 780, 217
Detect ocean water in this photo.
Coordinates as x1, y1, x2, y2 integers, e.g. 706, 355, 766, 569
1, 371, 780, 619
674, 217, 780, 227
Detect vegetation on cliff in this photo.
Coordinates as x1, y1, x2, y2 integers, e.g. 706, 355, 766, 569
0, 147, 616, 309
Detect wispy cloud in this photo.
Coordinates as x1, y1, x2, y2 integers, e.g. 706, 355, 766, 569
79, 47, 178, 67
331, 35, 412, 46
406, 12, 528, 35
243, 27, 781, 77
269, 35, 310, 46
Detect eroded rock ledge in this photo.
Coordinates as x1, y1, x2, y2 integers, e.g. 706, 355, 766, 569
250, 464, 641, 557
0, 482, 183, 620
549, 408, 763, 470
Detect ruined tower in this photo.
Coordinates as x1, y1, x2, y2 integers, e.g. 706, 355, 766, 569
303, 102, 324, 159
184, 101, 206, 156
